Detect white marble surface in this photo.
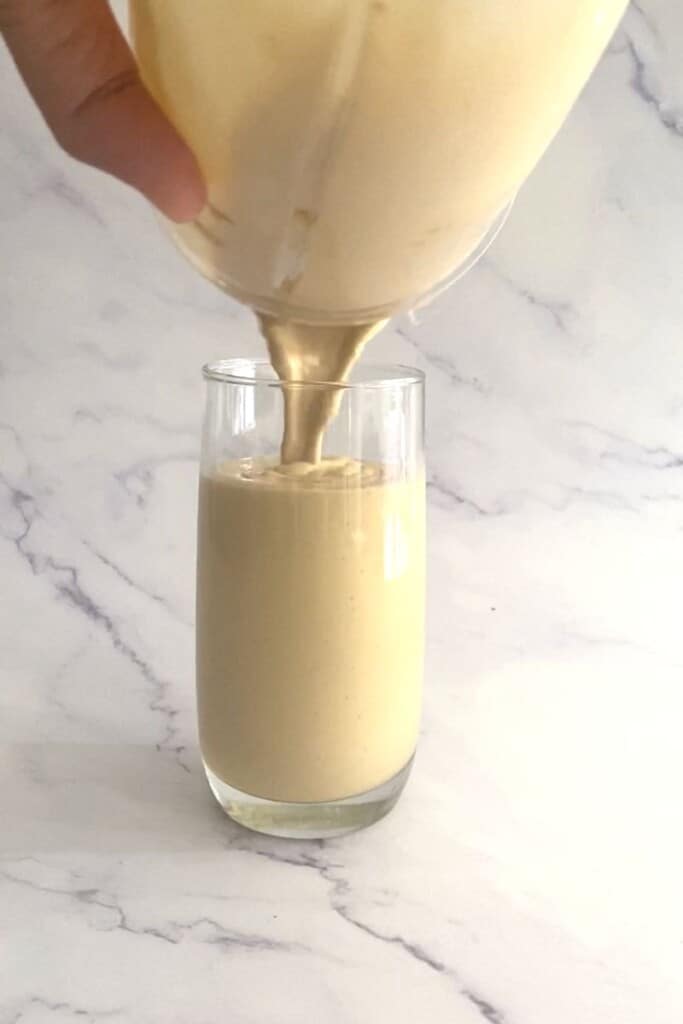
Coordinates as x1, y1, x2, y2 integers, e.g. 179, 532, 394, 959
2, 3, 683, 1021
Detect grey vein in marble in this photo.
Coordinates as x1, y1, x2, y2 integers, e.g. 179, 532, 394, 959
82, 541, 192, 628
481, 260, 575, 335
395, 325, 490, 394
114, 453, 197, 509
565, 420, 683, 470
0, 475, 184, 754
246, 845, 508, 1023
1, 861, 305, 955
7, 997, 124, 1024
427, 473, 491, 517
624, 2, 683, 134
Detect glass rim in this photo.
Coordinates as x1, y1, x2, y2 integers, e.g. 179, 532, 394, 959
202, 358, 425, 390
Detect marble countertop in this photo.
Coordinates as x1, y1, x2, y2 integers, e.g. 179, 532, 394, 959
2, 3, 683, 1022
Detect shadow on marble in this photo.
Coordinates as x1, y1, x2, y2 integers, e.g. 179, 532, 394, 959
0, 742, 247, 856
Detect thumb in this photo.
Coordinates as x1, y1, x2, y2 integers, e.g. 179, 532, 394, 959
1, 0, 206, 222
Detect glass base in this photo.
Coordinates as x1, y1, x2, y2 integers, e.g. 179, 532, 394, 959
204, 758, 414, 839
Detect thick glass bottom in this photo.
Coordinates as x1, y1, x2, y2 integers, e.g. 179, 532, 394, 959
204, 758, 414, 839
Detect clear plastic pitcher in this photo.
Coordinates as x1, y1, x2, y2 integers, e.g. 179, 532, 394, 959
131, 1, 626, 323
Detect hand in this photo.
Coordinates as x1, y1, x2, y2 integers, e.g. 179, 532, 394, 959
1, 0, 206, 221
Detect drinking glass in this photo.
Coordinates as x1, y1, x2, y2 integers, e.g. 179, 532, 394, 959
197, 359, 425, 837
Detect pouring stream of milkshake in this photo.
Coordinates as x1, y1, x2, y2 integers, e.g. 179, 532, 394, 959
259, 317, 386, 463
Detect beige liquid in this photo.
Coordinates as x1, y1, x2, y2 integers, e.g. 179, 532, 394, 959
131, 0, 626, 319
197, 458, 425, 803
259, 315, 387, 463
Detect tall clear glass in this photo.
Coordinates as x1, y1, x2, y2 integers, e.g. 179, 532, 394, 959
197, 360, 425, 837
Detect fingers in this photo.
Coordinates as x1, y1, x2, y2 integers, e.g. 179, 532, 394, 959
1, 0, 206, 221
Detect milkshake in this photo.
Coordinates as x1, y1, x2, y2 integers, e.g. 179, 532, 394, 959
197, 456, 425, 804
